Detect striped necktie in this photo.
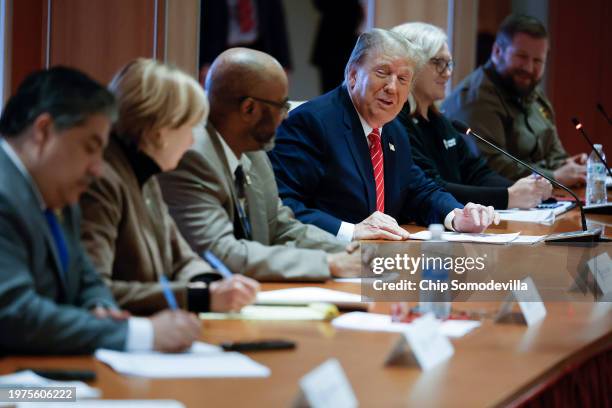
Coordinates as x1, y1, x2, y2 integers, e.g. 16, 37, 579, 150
367, 128, 384, 213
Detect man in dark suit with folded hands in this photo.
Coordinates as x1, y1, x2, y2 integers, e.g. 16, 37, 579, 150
0, 67, 200, 354
269, 29, 499, 242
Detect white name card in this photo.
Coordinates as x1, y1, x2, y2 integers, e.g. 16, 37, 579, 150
587, 252, 612, 297
295, 359, 357, 408
385, 314, 454, 371
496, 276, 546, 326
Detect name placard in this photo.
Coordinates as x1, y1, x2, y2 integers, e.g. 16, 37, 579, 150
294, 359, 357, 408
385, 314, 454, 371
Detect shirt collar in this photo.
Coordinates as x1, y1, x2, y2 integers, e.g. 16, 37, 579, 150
349, 100, 383, 147
213, 128, 251, 179
0, 138, 47, 210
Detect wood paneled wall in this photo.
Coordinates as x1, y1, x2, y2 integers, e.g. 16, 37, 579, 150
547, 0, 611, 154
8, 0, 198, 94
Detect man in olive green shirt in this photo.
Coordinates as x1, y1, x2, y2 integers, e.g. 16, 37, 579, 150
443, 14, 586, 186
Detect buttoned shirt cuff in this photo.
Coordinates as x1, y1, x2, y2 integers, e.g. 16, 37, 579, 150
336, 222, 355, 242
444, 211, 456, 231
125, 317, 154, 351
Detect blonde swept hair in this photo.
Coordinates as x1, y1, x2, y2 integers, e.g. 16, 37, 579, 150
108, 58, 208, 143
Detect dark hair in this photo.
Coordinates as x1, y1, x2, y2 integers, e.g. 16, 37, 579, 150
495, 14, 548, 49
0, 66, 116, 137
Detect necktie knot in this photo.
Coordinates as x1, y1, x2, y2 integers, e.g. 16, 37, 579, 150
367, 128, 381, 146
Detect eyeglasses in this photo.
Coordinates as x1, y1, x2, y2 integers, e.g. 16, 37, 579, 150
429, 57, 455, 74
242, 96, 291, 114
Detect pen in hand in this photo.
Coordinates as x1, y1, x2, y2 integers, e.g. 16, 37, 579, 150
203, 250, 233, 279
159, 274, 179, 310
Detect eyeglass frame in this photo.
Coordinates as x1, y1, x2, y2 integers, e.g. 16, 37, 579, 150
429, 57, 455, 74
240, 96, 291, 114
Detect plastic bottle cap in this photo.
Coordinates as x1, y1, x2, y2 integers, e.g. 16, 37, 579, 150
428, 223, 444, 240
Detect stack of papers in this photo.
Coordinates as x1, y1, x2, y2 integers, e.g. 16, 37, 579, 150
410, 230, 546, 245
200, 303, 339, 321
332, 312, 481, 338
0, 370, 100, 399
95, 342, 270, 378
498, 201, 574, 224
256, 287, 369, 310
410, 230, 520, 244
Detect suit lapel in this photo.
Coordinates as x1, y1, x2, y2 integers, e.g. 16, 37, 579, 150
207, 125, 240, 224
241, 155, 268, 243
340, 88, 376, 213
381, 127, 398, 209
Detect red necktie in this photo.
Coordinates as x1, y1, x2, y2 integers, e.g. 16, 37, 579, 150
237, 0, 255, 33
367, 128, 384, 213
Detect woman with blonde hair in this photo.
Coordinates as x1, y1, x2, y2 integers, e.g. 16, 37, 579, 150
392, 23, 551, 209
80, 58, 258, 317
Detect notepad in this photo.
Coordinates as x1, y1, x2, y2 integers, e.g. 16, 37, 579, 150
95, 342, 270, 378
256, 287, 369, 310
332, 312, 481, 338
199, 303, 339, 321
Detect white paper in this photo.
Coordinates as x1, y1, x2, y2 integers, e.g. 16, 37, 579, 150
401, 314, 454, 371
299, 359, 357, 408
256, 287, 368, 309
95, 342, 270, 378
410, 230, 520, 244
11, 401, 184, 408
509, 235, 547, 244
332, 311, 480, 338
0, 370, 100, 399
498, 201, 573, 224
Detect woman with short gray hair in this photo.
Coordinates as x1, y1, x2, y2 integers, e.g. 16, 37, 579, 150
392, 22, 551, 209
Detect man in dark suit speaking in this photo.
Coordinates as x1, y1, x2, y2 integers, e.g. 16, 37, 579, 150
0, 68, 200, 354
269, 29, 499, 242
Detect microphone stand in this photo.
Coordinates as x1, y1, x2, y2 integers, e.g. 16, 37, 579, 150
451, 120, 604, 241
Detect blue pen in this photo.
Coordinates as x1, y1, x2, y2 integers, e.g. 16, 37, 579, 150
203, 250, 233, 279
159, 274, 178, 310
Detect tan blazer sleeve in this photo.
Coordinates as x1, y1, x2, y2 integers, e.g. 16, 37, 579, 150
80, 167, 190, 315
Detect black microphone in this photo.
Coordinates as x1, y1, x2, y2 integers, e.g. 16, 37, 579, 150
451, 120, 602, 240
596, 103, 612, 126
571, 117, 612, 179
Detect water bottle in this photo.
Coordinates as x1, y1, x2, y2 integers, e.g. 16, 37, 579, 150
586, 144, 607, 205
419, 224, 451, 319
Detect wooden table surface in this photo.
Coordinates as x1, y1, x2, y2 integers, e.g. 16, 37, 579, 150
1, 196, 611, 407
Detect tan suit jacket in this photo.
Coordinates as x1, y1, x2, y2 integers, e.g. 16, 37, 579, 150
80, 138, 213, 315
157, 124, 346, 281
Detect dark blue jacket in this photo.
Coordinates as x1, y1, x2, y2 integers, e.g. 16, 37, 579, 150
268, 86, 462, 235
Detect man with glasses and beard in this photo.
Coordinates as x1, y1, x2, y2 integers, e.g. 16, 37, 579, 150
443, 14, 587, 187
158, 48, 362, 282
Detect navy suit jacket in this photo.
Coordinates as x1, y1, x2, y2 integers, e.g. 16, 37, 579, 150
268, 86, 462, 235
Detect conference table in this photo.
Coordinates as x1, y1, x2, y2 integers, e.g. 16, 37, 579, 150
1, 197, 611, 407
